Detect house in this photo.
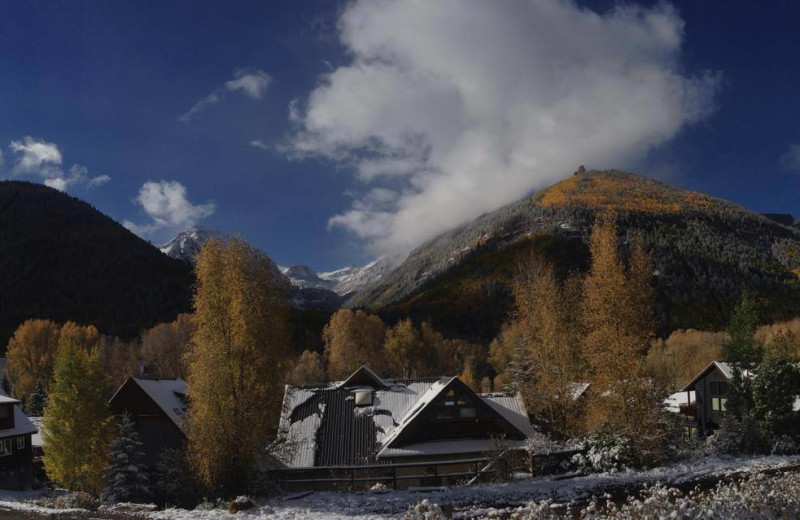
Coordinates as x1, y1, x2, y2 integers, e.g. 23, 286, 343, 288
109, 378, 187, 467
675, 361, 761, 437
0, 395, 37, 489
275, 366, 534, 488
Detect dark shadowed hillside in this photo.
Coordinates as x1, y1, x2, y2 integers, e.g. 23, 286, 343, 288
0, 181, 194, 349
352, 170, 800, 341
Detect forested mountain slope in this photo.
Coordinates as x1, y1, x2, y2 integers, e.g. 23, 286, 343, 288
0, 181, 194, 348
351, 170, 800, 341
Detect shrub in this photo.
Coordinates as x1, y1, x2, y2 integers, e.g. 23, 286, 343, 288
571, 434, 635, 473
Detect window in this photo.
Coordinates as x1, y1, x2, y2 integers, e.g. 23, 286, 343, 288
0, 439, 11, 456
0, 406, 11, 420
15, 437, 24, 450
710, 381, 728, 412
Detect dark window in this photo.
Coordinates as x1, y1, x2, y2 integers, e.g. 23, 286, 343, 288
15, 437, 24, 450
0, 406, 11, 419
0, 439, 11, 456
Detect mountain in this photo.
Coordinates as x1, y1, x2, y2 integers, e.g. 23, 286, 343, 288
280, 265, 336, 291
159, 226, 222, 262
319, 255, 403, 299
160, 228, 342, 311
161, 228, 400, 303
0, 181, 194, 348
351, 170, 800, 342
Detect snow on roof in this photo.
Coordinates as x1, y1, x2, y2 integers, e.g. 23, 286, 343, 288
664, 390, 696, 413
0, 395, 20, 405
566, 382, 590, 401
0, 407, 37, 439
132, 378, 188, 434
482, 393, 534, 437
278, 373, 535, 468
679, 361, 756, 392
375, 377, 454, 453
337, 365, 390, 389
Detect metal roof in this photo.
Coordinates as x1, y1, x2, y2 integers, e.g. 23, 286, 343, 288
277, 367, 533, 468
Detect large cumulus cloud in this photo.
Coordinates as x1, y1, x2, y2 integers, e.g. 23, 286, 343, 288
289, 0, 721, 254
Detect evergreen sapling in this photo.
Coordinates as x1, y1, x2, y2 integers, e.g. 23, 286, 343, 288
101, 412, 151, 504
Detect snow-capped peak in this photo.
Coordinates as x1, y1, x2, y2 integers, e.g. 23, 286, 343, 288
158, 225, 221, 263
319, 254, 403, 298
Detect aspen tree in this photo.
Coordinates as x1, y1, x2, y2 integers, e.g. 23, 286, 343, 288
186, 237, 290, 496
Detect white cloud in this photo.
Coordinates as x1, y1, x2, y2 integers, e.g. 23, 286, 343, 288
88, 173, 111, 187
124, 180, 215, 235
8, 137, 110, 191
250, 139, 269, 150
180, 69, 271, 123
288, 0, 721, 254
779, 144, 800, 173
0, 149, 4, 170
9, 136, 62, 176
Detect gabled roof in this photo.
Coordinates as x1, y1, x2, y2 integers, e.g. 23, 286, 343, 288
110, 378, 188, 434
680, 361, 752, 392
0, 407, 38, 439
0, 389, 36, 439
338, 365, 390, 389
375, 377, 529, 457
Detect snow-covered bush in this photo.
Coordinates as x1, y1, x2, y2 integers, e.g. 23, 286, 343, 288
770, 434, 798, 455
402, 499, 450, 520
571, 434, 634, 473
704, 415, 760, 455
512, 471, 800, 519
227, 495, 254, 513
54, 491, 100, 511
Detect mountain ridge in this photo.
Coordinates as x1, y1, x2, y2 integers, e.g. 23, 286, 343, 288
349, 170, 800, 341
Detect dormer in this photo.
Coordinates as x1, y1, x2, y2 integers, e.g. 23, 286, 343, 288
0, 396, 20, 430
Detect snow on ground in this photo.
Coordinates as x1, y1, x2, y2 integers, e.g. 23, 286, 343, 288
144, 455, 800, 520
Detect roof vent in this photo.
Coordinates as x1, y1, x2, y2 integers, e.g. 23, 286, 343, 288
354, 389, 373, 407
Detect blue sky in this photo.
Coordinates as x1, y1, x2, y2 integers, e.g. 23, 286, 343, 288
1, 0, 799, 271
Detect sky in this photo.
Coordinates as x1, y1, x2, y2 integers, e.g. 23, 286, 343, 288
1, 0, 799, 271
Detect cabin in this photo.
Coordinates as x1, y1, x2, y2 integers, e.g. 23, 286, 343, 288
109, 378, 187, 467
674, 361, 773, 437
274, 366, 534, 489
0, 395, 37, 489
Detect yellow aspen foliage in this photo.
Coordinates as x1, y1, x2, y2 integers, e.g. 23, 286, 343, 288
510, 255, 585, 435
59, 322, 101, 352
323, 309, 386, 379
384, 319, 424, 378
186, 237, 290, 496
288, 350, 327, 386
6, 319, 61, 399
42, 340, 113, 495
140, 313, 194, 378
581, 215, 661, 458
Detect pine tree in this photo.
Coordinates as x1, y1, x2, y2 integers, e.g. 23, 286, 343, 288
25, 379, 48, 416
43, 340, 113, 494
724, 293, 762, 364
186, 237, 291, 497
101, 412, 151, 504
